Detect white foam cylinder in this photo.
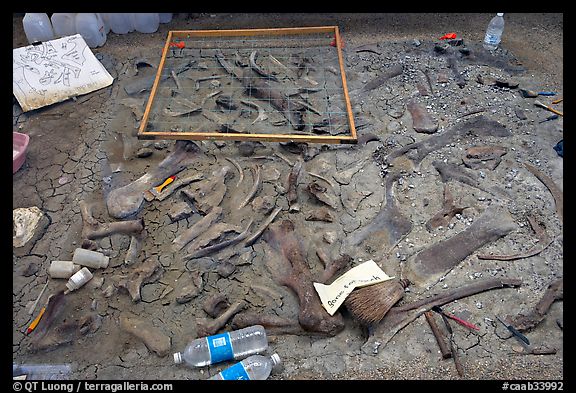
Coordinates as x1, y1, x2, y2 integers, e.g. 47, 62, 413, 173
72, 248, 110, 269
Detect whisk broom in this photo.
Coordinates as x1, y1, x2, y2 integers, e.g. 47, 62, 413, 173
344, 278, 410, 325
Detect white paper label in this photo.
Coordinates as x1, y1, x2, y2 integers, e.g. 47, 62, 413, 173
313, 260, 393, 315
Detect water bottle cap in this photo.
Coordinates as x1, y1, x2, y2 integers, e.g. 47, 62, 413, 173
497, 13, 504, 17
270, 353, 281, 367
173, 352, 182, 364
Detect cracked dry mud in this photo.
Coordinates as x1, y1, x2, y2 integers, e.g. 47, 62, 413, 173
13, 13, 562, 381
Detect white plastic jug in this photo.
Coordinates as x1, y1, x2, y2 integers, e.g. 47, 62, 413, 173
51, 13, 76, 38
99, 13, 111, 34
159, 13, 173, 23
132, 13, 159, 33
22, 13, 55, 44
103, 13, 134, 34
75, 13, 106, 48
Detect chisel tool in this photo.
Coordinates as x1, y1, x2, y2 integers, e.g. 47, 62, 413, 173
496, 316, 530, 345
144, 175, 176, 201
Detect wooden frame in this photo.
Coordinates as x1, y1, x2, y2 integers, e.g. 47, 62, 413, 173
137, 26, 357, 144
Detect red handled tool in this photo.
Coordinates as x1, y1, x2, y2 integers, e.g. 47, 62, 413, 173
432, 306, 480, 331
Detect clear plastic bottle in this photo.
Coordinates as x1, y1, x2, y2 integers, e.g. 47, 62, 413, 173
103, 13, 134, 34
173, 325, 268, 367
483, 13, 505, 51
209, 353, 281, 380
50, 13, 77, 38
132, 13, 160, 34
159, 13, 173, 24
75, 13, 106, 48
22, 13, 55, 44
13, 363, 72, 380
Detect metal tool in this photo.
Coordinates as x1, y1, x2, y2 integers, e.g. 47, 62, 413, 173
539, 114, 559, 123
496, 316, 530, 345
432, 306, 480, 331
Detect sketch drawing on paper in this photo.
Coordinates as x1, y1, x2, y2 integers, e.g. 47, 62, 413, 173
13, 34, 113, 112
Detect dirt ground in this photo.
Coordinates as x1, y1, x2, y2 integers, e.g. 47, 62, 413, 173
13, 13, 563, 381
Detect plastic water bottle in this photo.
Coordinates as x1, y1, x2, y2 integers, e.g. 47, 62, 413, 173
13, 363, 72, 380
483, 13, 505, 51
159, 13, 173, 24
75, 13, 107, 48
132, 13, 160, 34
209, 353, 281, 380
22, 13, 55, 44
173, 325, 268, 367
103, 13, 134, 34
50, 13, 77, 38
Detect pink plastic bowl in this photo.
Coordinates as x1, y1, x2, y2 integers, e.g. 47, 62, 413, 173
13, 132, 30, 174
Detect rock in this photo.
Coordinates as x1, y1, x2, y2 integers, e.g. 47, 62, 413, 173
167, 201, 193, 222
217, 261, 236, 278
153, 141, 170, 150
136, 148, 154, 158
251, 195, 275, 215
216, 95, 237, 110
120, 313, 171, 357
514, 108, 528, 120
305, 208, 334, 222
323, 232, 337, 244
175, 271, 203, 304
387, 120, 401, 132
238, 142, 257, 157
21, 262, 39, 277
13, 207, 48, 249
103, 284, 116, 297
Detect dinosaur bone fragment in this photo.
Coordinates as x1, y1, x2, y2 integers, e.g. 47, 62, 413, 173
202, 294, 230, 318
120, 313, 171, 357
425, 185, 467, 231
80, 200, 144, 240
181, 166, 230, 215
231, 312, 304, 335
507, 278, 563, 331
524, 163, 563, 222
384, 115, 510, 168
407, 100, 438, 134
172, 206, 222, 252
107, 141, 201, 218
344, 171, 412, 251
117, 257, 162, 302
307, 181, 338, 209
462, 145, 508, 170
195, 301, 245, 337
477, 214, 552, 261
237, 165, 261, 209
405, 204, 516, 288
286, 160, 303, 212
263, 220, 345, 336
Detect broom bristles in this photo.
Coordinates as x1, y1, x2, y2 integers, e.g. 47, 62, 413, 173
344, 279, 409, 325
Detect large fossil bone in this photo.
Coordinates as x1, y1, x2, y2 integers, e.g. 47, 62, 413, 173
107, 141, 201, 219
405, 204, 516, 288
263, 220, 345, 336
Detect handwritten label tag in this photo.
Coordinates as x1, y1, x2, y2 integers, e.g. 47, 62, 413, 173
313, 260, 393, 315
